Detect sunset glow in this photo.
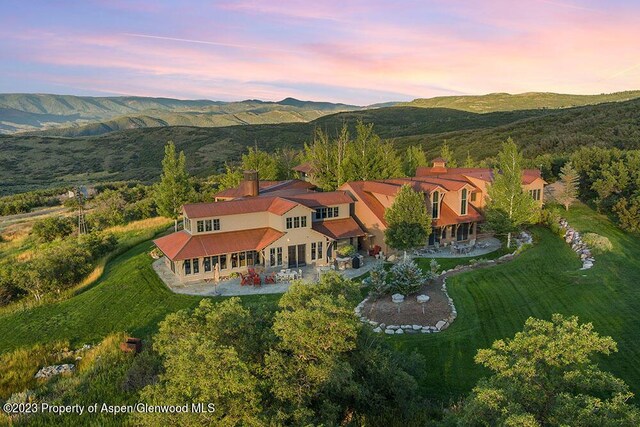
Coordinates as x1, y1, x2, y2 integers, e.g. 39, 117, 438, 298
1, 0, 639, 103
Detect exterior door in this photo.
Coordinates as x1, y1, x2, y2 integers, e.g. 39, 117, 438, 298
457, 223, 469, 241
288, 245, 297, 268
297, 244, 306, 267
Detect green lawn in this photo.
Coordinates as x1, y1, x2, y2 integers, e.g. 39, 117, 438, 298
0, 239, 280, 353
395, 202, 640, 403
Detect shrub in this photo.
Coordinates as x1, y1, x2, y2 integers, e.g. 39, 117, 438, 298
369, 260, 432, 297
539, 206, 563, 236
31, 216, 75, 243
582, 233, 613, 253
337, 244, 356, 257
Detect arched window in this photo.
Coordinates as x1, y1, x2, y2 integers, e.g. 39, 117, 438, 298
461, 188, 468, 215
432, 191, 440, 219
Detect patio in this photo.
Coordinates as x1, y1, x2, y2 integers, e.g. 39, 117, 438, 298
153, 255, 382, 297
412, 236, 502, 259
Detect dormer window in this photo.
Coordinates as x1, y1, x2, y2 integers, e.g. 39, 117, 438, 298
432, 191, 440, 219
461, 189, 468, 215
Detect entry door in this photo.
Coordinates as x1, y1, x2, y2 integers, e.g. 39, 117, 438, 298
457, 223, 469, 241
297, 244, 306, 267
288, 245, 297, 268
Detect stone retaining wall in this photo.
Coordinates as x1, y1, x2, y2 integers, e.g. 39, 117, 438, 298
558, 218, 595, 270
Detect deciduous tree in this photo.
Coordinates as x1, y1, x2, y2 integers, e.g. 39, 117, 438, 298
459, 314, 640, 427
485, 138, 540, 248
384, 184, 432, 257
241, 146, 279, 180
403, 145, 428, 176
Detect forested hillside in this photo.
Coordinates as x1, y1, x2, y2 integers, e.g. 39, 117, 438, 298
2, 98, 640, 195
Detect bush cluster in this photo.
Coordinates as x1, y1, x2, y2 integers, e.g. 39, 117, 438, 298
369, 259, 433, 298
582, 233, 613, 253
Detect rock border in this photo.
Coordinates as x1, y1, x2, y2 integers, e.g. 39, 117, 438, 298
356, 231, 533, 335
558, 218, 595, 270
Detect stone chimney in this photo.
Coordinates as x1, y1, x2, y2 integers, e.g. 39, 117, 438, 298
241, 170, 259, 197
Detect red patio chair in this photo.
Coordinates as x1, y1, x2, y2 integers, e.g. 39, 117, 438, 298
265, 273, 275, 284
253, 275, 262, 286
248, 268, 256, 276
240, 273, 251, 286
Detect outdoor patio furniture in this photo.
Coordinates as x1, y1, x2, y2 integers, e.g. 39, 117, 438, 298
264, 273, 275, 284
253, 275, 262, 286
248, 268, 256, 276
240, 273, 252, 286
368, 245, 382, 256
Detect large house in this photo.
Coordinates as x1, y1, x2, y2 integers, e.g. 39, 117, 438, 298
154, 171, 367, 282
341, 158, 545, 252
154, 161, 545, 282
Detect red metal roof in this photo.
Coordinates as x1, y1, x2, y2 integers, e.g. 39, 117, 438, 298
340, 181, 388, 227
292, 162, 313, 173
433, 203, 483, 227
284, 191, 353, 208
183, 197, 301, 218
312, 217, 366, 240
154, 228, 285, 261
214, 179, 315, 200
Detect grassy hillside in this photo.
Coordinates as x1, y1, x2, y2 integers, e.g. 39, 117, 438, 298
2, 203, 640, 405
0, 94, 360, 134
403, 90, 640, 113
394, 97, 640, 161
0, 106, 554, 194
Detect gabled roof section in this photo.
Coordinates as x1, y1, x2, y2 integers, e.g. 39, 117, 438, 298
154, 228, 285, 261
214, 179, 315, 199
434, 203, 484, 227
416, 166, 545, 185
312, 217, 367, 240
284, 191, 353, 208
340, 181, 388, 227
183, 196, 300, 218
292, 162, 313, 173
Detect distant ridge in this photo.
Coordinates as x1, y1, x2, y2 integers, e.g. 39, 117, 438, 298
402, 90, 640, 113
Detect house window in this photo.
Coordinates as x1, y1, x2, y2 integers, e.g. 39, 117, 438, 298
277, 247, 282, 265
170, 260, 175, 273
197, 221, 204, 233
219, 255, 227, 270
212, 256, 219, 269
327, 208, 334, 218
239, 252, 246, 267
315, 207, 331, 220
231, 253, 238, 268
270, 248, 276, 266
183, 218, 191, 232
451, 226, 455, 238
213, 219, 220, 230
205, 220, 212, 232
311, 242, 317, 260
461, 189, 468, 215
294, 217, 300, 228
318, 242, 323, 260
286, 218, 293, 229
334, 207, 339, 217
193, 258, 199, 274
470, 192, 477, 202
432, 191, 440, 219
301, 216, 307, 227
529, 189, 541, 201
204, 257, 211, 272
184, 259, 191, 275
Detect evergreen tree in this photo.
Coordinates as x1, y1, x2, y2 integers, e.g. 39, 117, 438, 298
304, 127, 342, 191
384, 184, 432, 257
403, 145, 428, 176
241, 146, 279, 180
459, 314, 640, 427
485, 138, 539, 248
440, 141, 458, 167
556, 161, 580, 210
464, 150, 475, 168
155, 141, 193, 231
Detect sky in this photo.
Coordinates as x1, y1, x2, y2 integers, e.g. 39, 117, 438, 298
1, 0, 639, 105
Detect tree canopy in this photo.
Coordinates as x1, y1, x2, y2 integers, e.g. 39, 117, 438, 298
556, 161, 580, 211
384, 184, 432, 253
459, 314, 640, 427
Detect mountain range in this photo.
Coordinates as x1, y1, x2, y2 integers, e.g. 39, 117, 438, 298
1, 90, 640, 195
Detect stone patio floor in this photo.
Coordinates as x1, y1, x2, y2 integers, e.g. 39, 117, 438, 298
153, 256, 383, 297
411, 237, 502, 259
